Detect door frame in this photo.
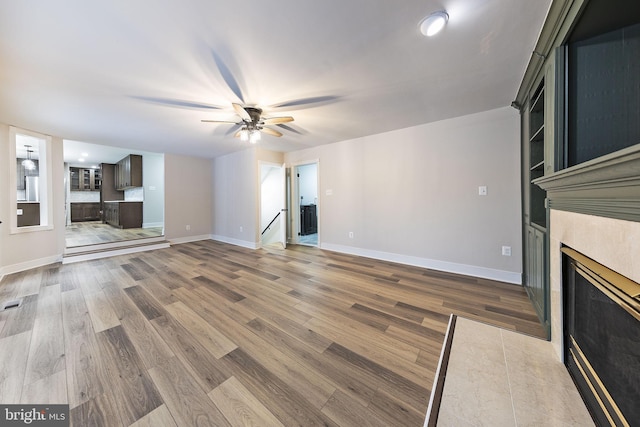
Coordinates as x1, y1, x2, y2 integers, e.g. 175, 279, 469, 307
290, 159, 320, 247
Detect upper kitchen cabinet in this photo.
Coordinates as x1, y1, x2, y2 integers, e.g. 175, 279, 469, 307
115, 154, 142, 190
70, 167, 101, 191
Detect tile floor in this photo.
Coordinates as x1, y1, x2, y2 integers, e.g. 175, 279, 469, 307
298, 233, 318, 246
435, 317, 594, 426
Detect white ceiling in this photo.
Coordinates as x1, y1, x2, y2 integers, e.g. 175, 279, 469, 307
0, 1, 551, 159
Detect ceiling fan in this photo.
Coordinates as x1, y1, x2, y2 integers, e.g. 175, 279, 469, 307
201, 103, 294, 143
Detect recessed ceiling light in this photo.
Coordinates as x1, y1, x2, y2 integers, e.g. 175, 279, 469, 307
81, 152, 89, 157
419, 11, 449, 37
78, 158, 85, 162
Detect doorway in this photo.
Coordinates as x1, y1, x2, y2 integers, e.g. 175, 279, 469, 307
63, 140, 165, 248
259, 162, 286, 249
294, 162, 318, 247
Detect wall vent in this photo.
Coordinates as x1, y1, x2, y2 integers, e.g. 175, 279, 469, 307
1, 298, 23, 311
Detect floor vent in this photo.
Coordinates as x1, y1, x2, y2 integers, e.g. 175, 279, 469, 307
1, 298, 23, 311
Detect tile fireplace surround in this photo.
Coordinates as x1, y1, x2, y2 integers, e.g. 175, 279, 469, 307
549, 210, 640, 359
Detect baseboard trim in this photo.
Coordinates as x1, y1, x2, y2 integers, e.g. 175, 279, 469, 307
0, 254, 63, 280
168, 234, 212, 245
320, 243, 522, 285
143, 222, 164, 229
210, 235, 259, 250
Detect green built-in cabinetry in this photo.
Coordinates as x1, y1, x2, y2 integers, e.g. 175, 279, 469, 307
522, 76, 550, 338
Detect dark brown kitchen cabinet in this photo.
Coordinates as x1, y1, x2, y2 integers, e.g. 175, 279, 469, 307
70, 167, 101, 191
16, 159, 39, 191
300, 204, 317, 235
104, 201, 142, 229
17, 202, 40, 227
70, 202, 101, 222
115, 155, 142, 190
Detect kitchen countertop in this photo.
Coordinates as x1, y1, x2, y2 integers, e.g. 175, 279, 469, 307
17, 201, 40, 204
103, 200, 143, 203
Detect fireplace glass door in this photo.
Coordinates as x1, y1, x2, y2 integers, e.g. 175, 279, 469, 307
563, 247, 640, 426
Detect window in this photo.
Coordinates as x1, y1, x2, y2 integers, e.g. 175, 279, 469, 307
9, 126, 53, 232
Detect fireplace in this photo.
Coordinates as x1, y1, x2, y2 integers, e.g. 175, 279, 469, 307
562, 247, 640, 426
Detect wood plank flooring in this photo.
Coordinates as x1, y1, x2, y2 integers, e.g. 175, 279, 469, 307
0, 241, 545, 426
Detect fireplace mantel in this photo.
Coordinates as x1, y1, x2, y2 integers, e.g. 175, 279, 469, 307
534, 144, 640, 222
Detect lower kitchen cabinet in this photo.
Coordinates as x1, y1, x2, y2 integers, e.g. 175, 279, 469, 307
17, 202, 40, 227
71, 202, 101, 222
104, 201, 142, 229
300, 204, 317, 235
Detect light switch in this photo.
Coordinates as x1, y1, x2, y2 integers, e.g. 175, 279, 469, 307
478, 186, 488, 196
326, 189, 333, 196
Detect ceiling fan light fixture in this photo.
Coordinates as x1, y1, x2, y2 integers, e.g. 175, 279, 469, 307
240, 129, 249, 142
249, 130, 261, 144
419, 11, 449, 37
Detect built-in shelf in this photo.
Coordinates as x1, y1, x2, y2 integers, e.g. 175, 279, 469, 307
529, 125, 544, 143
530, 160, 545, 172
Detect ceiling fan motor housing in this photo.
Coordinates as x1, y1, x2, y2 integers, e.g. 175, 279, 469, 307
244, 107, 263, 125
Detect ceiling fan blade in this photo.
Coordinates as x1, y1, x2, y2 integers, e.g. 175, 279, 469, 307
201, 120, 239, 124
261, 127, 283, 137
212, 51, 245, 103
277, 123, 304, 135
233, 103, 252, 122
132, 96, 223, 110
262, 116, 294, 125
225, 124, 242, 136
272, 95, 339, 109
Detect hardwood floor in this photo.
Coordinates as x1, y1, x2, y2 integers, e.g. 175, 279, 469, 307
0, 241, 545, 426
65, 221, 164, 247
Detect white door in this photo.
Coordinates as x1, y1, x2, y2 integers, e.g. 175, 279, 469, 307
279, 163, 287, 249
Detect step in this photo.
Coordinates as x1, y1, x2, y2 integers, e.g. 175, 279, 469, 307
62, 239, 171, 264
64, 236, 167, 255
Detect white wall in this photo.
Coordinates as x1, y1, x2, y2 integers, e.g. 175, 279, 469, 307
142, 153, 164, 228
284, 107, 523, 283
297, 163, 318, 205
211, 148, 258, 248
163, 153, 212, 242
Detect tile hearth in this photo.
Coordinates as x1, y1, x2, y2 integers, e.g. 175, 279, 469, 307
435, 317, 593, 426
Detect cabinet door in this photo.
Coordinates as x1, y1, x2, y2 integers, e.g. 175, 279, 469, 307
16, 160, 26, 190
90, 169, 101, 190
114, 163, 120, 190
124, 156, 131, 187
70, 168, 80, 190
525, 225, 547, 325
71, 204, 83, 222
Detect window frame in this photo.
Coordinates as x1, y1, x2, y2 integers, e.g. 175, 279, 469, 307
9, 126, 54, 234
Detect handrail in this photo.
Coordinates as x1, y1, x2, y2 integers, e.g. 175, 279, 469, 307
261, 211, 281, 235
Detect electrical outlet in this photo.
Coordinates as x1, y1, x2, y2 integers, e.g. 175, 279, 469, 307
240, 226, 243, 232
502, 246, 512, 256
349, 231, 354, 238
186, 225, 190, 231
479, 186, 488, 196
